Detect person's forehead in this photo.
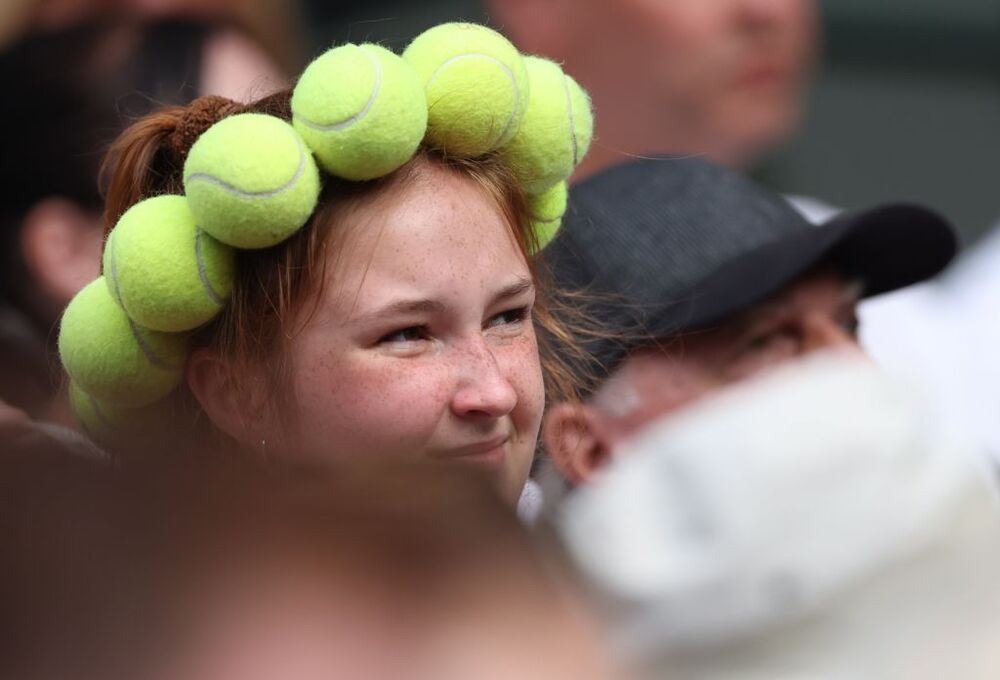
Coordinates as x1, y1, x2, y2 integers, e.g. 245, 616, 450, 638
317, 168, 526, 307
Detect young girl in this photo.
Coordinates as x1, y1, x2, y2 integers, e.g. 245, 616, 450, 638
59, 22, 593, 505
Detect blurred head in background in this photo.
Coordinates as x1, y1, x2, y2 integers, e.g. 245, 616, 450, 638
0, 0, 303, 74
540, 158, 955, 485
0, 450, 618, 680
168, 465, 615, 680
0, 18, 284, 421
490, 0, 819, 175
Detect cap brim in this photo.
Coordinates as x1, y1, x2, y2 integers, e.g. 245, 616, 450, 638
648, 203, 958, 336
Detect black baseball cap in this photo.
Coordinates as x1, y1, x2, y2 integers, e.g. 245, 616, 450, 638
541, 157, 957, 376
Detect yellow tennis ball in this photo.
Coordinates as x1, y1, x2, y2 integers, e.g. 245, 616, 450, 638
184, 113, 321, 249
59, 278, 189, 407
68, 380, 166, 444
528, 181, 568, 252
69, 380, 121, 442
292, 43, 427, 180
103, 195, 235, 332
503, 57, 593, 195
403, 22, 528, 156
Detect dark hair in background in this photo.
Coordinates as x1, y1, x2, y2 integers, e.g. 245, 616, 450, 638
0, 18, 212, 312
0, 19, 211, 415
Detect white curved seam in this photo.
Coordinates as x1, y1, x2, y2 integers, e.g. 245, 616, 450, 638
185, 130, 307, 200
194, 229, 225, 306
294, 46, 382, 132
107, 231, 125, 306
87, 393, 115, 432
426, 53, 521, 143
128, 318, 180, 372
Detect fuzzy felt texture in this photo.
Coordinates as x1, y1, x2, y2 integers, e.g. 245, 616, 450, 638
68, 380, 165, 443
293, 43, 427, 181
529, 181, 568, 252
403, 22, 528, 156
58, 278, 188, 407
103, 195, 234, 333
502, 57, 593, 195
184, 113, 321, 249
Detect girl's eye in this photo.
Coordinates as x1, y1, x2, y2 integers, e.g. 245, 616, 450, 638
378, 326, 429, 344
486, 306, 529, 328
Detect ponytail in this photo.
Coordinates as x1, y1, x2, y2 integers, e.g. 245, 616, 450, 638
99, 93, 292, 237
99, 106, 186, 236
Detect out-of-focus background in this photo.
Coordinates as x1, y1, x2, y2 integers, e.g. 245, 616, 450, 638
300, 0, 1000, 245
3, 4, 999, 679
763, 0, 1000, 246
4, 0, 994, 242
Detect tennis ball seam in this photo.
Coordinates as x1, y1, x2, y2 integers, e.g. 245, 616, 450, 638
127, 317, 182, 372
294, 45, 382, 132
106, 229, 124, 306
426, 52, 522, 144
562, 72, 580, 168
194, 229, 226, 306
86, 391, 115, 433
109, 218, 226, 318
185, 128, 309, 200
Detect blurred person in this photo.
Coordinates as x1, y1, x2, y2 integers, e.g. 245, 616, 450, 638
490, 0, 819, 176
0, 0, 303, 75
163, 463, 618, 680
0, 435, 141, 680
0, 19, 283, 423
0, 392, 104, 458
0, 448, 620, 680
557, 352, 1000, 679
540, 157, 956, 484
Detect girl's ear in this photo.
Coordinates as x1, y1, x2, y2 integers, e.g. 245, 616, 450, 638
541, 402, 615, 486
186, 348, 268, 449
20, 197, 103, 309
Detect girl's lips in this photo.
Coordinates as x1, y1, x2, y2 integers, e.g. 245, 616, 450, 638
432, 435, 511, 468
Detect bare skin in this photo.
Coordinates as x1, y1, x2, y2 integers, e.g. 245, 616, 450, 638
191, 164, 545, 505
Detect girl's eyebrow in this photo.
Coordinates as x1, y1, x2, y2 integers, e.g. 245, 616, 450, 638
355, 298, 447, 324
354, 278, 535, 325
489, 277, 535, 307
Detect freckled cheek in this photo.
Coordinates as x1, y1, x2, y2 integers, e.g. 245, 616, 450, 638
292, 351, 454, 454
499, 334, 545, 435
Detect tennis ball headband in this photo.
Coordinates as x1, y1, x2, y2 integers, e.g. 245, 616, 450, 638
59, 22, 594, 437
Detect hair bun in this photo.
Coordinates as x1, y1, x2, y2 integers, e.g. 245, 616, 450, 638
168, 95, 243, 163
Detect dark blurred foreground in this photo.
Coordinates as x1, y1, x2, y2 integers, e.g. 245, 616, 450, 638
0, 435, 615, 680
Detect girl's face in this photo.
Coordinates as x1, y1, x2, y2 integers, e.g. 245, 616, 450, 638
283, 165, 544, 503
